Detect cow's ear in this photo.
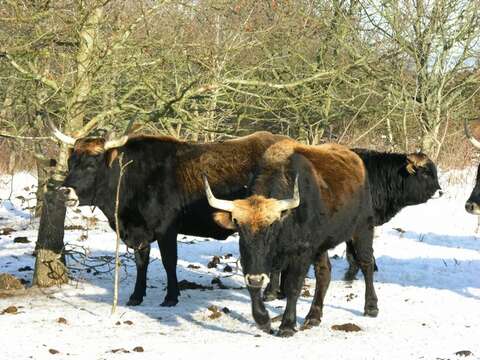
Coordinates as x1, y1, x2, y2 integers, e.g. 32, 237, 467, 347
406, 154, 421, 175
213, 211, 236, 230
106, 148, 119, 168
405, 159, 416, 175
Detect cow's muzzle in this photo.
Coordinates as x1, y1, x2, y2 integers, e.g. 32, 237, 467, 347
465, 200, 480, 215
59, 187, 79, 207
432, 189, 444, 199
244, 273, 270, 289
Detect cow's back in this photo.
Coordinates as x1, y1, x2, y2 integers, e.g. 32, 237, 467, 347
175, 132, 289, 197
261, 141, 369, 214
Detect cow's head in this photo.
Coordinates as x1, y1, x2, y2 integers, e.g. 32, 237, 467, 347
464, 119, 480, 214
402, 153, 442, 205
48, 119, 128, 207
203, 175, 300, 288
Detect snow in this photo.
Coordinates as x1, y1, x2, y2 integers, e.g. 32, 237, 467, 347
0, 169, 479, 360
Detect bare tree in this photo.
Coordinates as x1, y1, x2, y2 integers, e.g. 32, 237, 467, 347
361, 0, 480, 156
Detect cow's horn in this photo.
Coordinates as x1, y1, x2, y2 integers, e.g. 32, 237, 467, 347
104, 136, 129, 150
277, 174, 300, 211
203, 175, 235, 212
464, 119, 480, 149
46, 117, 76, 145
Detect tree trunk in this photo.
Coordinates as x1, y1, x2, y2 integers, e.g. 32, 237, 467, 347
32, 179, 68, 286
421, 123, 440, 156
33, 142, 70, 286
34, 145, 56, 218
32, 6, 104, 287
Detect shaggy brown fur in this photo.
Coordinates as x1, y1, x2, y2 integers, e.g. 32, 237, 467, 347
406, 153, 430, 174
72, 131, 286, 193
259, 140, 366, 213
175, 132, 289, 195
213, 140, 368, 233
227, 196, 287, 233
73, 138, 107, 155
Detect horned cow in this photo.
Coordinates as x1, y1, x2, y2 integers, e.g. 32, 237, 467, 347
205, 140, 378, 337
49, 119, 288, 307
263, 147, 441, 301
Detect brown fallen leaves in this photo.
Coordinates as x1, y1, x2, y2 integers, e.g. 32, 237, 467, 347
331, 323, 362, 332
1, 305, 18, 315
0, 273, 24, 290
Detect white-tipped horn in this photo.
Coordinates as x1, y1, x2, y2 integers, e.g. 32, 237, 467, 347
277, 174, 300, 211
203, 175, 235, 212
464, 119, 480, 149
46, 117, 76, 145
104, 135, 129, 150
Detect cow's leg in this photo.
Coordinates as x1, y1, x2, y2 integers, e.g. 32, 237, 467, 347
263, 271, 283, 301
127, 245, 151, 306
352, 221, 379, 317
247, 286, 271, 333
303, 252, 331, 328
278, 260, 309, 337
263, 271, 280, 301
344, 239, 359, 281
157, 227, 179, 307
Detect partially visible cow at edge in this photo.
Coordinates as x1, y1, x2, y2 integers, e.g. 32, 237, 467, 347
263, 147, 441, 301
48, 120, 287, 307
464, 119, 480, 215
204, 140, 378, 337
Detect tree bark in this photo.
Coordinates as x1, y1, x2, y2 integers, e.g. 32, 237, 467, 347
32, 178, 68, 286
33, 6, 104, 287
34, 144, 56, 218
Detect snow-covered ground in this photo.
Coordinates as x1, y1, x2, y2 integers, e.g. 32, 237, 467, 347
0, 169, 479, 360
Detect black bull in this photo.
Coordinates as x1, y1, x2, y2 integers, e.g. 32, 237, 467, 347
465, 166, 480, 215
204, 141, 378, 336
264, 148, 441, 301
58, 131, 287, 306
464, 119, 480, 215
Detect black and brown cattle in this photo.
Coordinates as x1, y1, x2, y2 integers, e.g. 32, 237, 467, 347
264, 147, 441, 301
49, 120, 287, 306
343, 148, 441, 280
204, 140, 378, 336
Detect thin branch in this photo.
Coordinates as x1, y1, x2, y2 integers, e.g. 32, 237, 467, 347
112, 153, 133, 315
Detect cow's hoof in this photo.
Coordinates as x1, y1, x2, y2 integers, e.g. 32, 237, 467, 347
160, 299, 178, 307
277, 327, 296, 337
364, 307, 379, 317
126, 298, 143, 306
343, 272, 357, 282
256, 319, 272, 334
301, 317, 321, 330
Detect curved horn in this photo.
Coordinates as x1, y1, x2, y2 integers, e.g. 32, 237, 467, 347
277, 174, 300, 211
464, 119, 480, 149
203, 175, 235, 212
104, 135, 129, 150
46, 117, 76, 145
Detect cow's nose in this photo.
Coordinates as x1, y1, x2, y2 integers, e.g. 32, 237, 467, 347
245, 274, 269, 288
465, 201, 475, 213
59, 187, 71, 196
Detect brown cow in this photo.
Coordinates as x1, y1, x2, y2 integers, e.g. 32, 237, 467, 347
205, 140, 378, 336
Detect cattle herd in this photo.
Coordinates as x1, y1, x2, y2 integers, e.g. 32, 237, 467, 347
48, 119, 477, 337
